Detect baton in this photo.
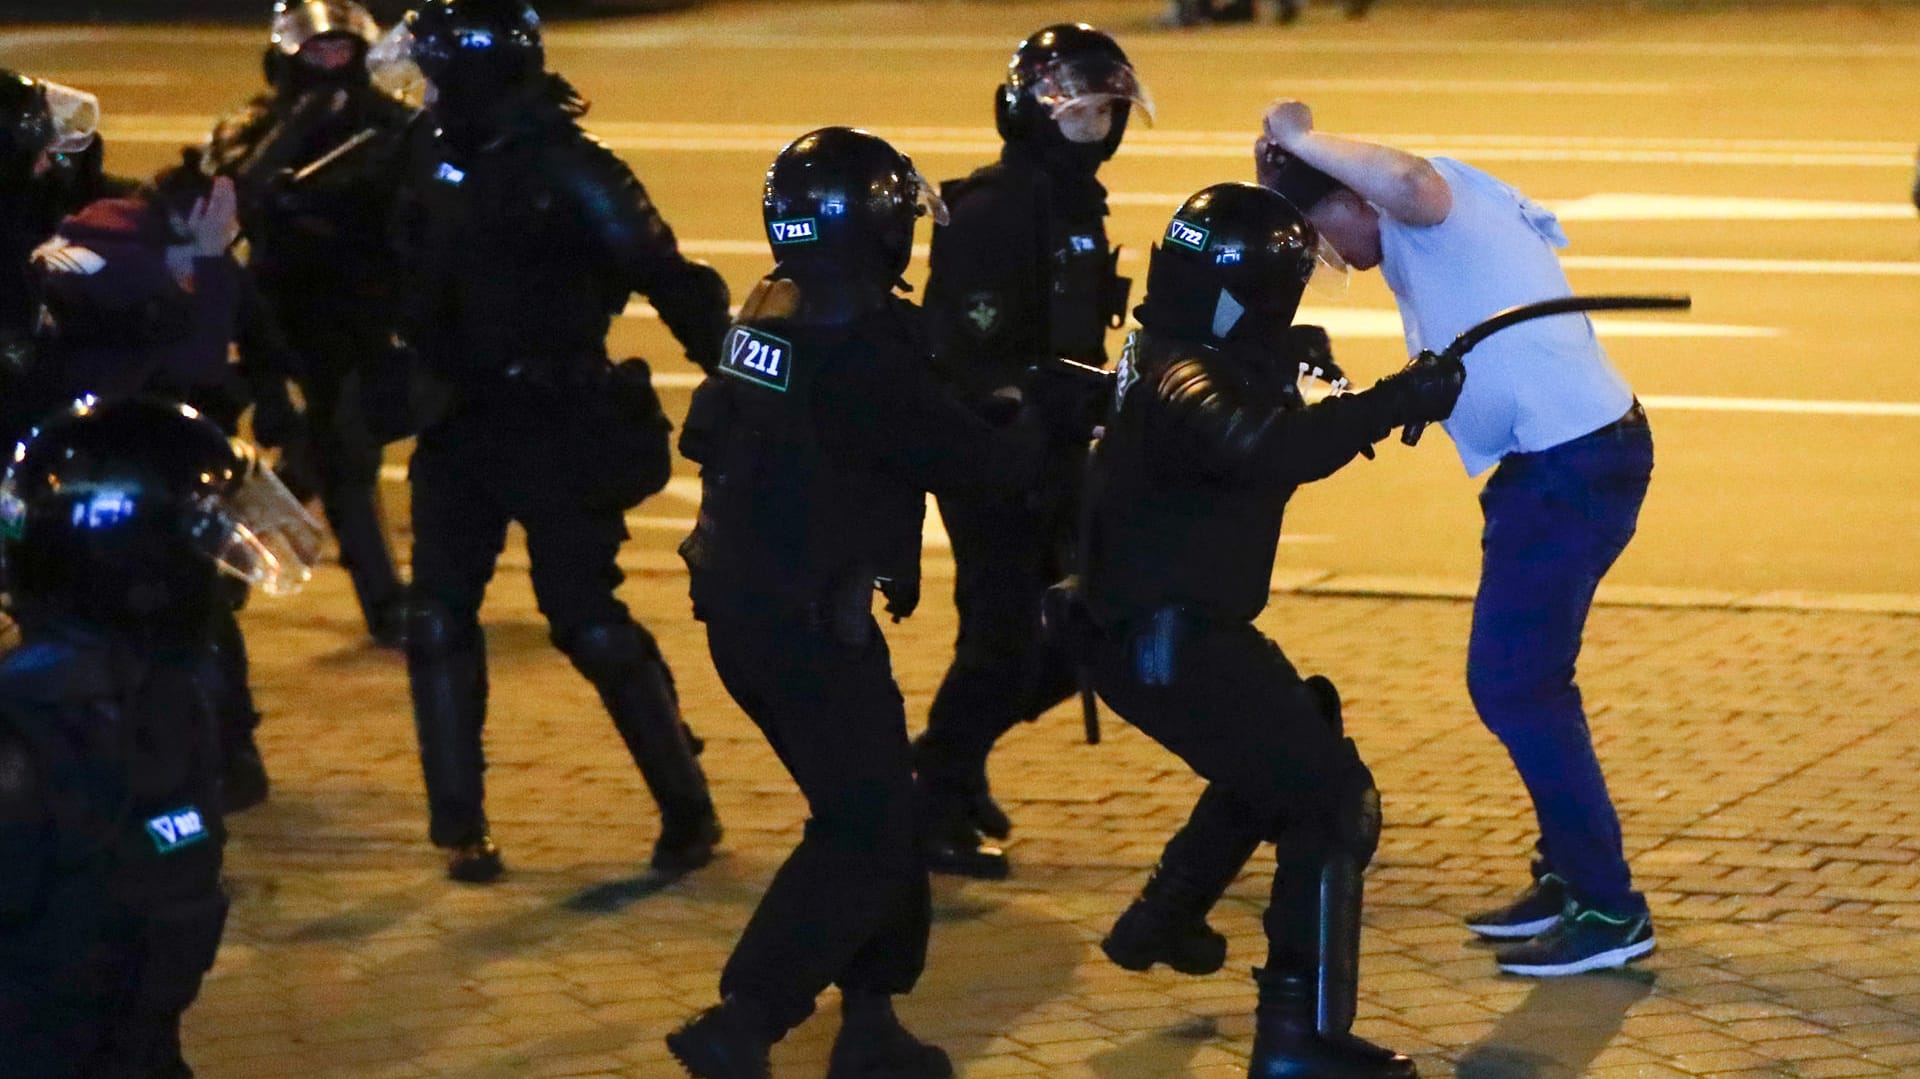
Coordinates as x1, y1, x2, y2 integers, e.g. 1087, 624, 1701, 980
1401, 293, 1691, 446
289, 126, 381, 186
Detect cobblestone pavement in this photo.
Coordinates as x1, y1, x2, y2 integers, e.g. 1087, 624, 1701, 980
188, 560, 1920, 1078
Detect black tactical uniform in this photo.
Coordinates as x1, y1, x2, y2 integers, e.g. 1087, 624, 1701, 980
1080, 185, 1459, 1079
915, 23, 1149, 879
669, 127, 1066, 1079
207, 0, 414, 646
0, 399, 320, 1079
388, 0, 730, 884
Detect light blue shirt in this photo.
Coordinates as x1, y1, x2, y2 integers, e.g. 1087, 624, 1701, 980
1377, 157, 1634, 478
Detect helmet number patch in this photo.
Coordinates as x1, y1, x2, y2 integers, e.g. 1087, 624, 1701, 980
720, 326, 794, 392
769, 218, 818, 245
145, 806, 211, 855
1166, 220, 1210, 252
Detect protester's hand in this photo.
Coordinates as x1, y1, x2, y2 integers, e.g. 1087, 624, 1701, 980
187, 177, 241, 257
1262, 99, 1315, 151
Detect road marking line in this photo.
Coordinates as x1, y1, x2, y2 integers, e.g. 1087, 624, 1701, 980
22, 24, 1920, 61
1562, 255, 1920, 276
1267, 77, 1683, 96
94, 117, 1918, 169
1113, 191, 1920, 222
1641, 396, 1920, 418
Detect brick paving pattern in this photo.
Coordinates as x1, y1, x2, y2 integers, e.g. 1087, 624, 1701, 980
188, 562, 1920, 1077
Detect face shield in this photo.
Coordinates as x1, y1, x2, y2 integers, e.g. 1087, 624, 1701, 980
367, 20, 427, 104
38, 81, 99, 155
1307, 234, 1351, 299
185, 454, 324, 597
1033, 56, 1155, 139
271, 0, 381, 55
904, 163, 949, 227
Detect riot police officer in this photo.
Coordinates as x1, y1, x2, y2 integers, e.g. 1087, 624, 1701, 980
208, 0, 414, 647
384, 0, 731, 883
0, 71, 100, 418
1077, 184, 1460, 1078
0, 397, 321, 1079
668, 127, 1079, 1079
915, 22, 1149, 879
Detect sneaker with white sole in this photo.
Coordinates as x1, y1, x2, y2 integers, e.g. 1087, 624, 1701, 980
1464, 872, 1567, 939
1495, 902, 1655, 977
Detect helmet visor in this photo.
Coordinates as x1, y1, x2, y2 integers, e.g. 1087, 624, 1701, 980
187, 459, 324, 597
271, 0, 381, 55
1033, 57, 1155, 126
1307, 233, 1351, 300
367, 21, 427, 103
907, 165, 950, 227
39, 81, 99, 155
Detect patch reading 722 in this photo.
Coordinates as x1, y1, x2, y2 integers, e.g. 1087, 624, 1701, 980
720, 326, 795, 392
1166, 220, 1210, 251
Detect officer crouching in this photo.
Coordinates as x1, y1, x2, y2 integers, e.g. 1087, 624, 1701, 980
669, 127, 1091, 1079
0, 398, 322, 1078
1073, 184, 1462, 1078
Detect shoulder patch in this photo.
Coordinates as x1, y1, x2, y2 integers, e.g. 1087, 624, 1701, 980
719, 325, 795, 392
962, 291, 1003, 338
145, 806, 211, 855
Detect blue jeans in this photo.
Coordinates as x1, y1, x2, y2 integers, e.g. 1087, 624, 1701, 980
1468, 409, 1654, 915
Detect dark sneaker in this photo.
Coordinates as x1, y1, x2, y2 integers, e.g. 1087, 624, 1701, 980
446, 836, 505, 884
1464, 873, 1567, 939
1495, 903, 1655, 977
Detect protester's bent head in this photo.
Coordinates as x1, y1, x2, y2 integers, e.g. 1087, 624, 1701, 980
761, 126, 947, 292
1, 398, 322, 636
1136, 182, 1318, 349
997, 23, 1151, 169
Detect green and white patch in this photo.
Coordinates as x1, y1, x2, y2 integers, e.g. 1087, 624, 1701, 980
1166, 219, 1210, 252
720, 325, 795, 392
768, 218, 818, 245
145, 806, 210, 855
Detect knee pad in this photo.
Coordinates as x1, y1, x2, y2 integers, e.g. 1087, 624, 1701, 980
1330, 743, 1381, 869
406, 599, 477, 660
558, 620, 659, 684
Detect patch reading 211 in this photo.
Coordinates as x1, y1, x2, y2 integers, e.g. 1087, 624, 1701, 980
720, 326, 795, 392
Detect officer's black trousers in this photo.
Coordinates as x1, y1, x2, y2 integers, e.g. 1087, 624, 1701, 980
919, 492, 1078, 788
1089, 610, 1365, 968
704, 613, 928, 1036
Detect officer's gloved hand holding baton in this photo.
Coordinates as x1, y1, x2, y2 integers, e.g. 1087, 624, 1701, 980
1022, 358, 1114, 445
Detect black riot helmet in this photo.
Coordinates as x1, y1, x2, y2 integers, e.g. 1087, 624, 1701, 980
1136, 182, 1319, 349
1, 398, 323, 637
996, 24, 1152, 164
0, 70, 99, 192
761, 127, 948, 291
402, 0, 544, 115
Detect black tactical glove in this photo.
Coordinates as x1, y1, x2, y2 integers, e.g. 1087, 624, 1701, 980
1284, 324, 1346, 386
1367, 349, 1465, 434
879, 572, 921, 623
249, 384, 303, 450
1022, 358, 1114, 446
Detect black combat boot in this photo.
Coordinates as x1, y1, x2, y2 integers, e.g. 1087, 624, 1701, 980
1104, 785, 1263, 974
408, 601, 498, 881
917, 780, 1009, 880
1249, 968, 1416, 1078
827, 991, 953, 1079
668, 996, 775, 1079
566, 623, 721, 875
